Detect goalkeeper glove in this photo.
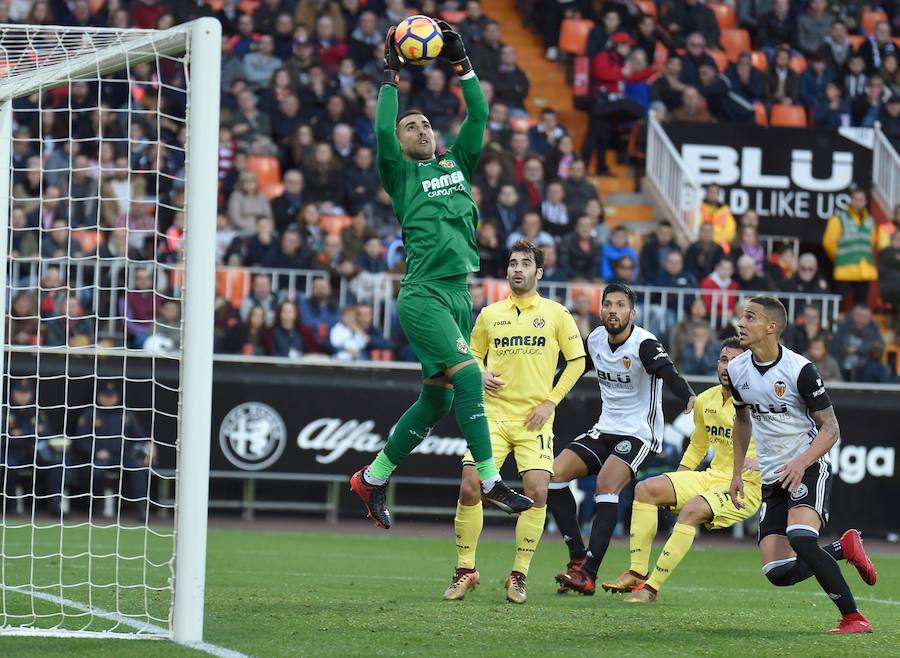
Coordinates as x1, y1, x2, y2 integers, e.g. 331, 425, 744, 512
382, 26, 403, 86
436, 19, 473, 77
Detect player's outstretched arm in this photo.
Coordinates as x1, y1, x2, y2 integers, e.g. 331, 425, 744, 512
437, 19, 487, 179
375, 27, 403, 193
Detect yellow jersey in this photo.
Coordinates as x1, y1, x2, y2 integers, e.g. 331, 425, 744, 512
470, 293, 586, 421
680, 384, 761, 482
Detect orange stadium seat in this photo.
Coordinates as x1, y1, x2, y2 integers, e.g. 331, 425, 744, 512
709, 49, 728, 72
570, 286, 602, 314
721, 29, 751, 62
238, 0, 260, 15
635, 0, 656, 18
558, 18, 595, 57
260, 181, 284, 201
771, 104, 807, 128
439, 10, 466, 25
750, 50, 767, 71
482, 279, 511, 302
320, 214, 352, 236
510, 115, 538, 132
654, 41, 668, 69
246, 155, 281, 190
789, 54, 807, 74
862, 9, 888, 35
217, 269, 248, 310
708, 2, 735, 30
848, 34, 866, 51
573, 55, 591, 96
71, 228, 101, 254
754, 102, 768, 126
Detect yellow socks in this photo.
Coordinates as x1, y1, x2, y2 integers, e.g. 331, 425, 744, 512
512, 505, 546, 576
629, 501, 658, 576
454, 501, 483, 569
647, 522, 697, 591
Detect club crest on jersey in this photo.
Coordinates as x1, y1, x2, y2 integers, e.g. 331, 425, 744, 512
623, 356, 631, 369
774, 380, 786, 397
614, 440, 631, 454
790, 483, 808, 501
456, 338, 469, 354
438, 158, 456, 169
532, 317, 545, 329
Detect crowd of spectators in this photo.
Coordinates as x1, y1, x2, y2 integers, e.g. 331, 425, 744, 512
3, 0, 900, 385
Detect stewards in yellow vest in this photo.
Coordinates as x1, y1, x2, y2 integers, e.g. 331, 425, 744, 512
700, 184, 736, 254
822, 188, 878, 307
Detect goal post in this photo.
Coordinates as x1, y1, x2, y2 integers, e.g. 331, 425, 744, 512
0, 18, 220, 642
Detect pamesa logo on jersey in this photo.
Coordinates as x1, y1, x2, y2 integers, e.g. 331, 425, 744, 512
422, 170, 466, 197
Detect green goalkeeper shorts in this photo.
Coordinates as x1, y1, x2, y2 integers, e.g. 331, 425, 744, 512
397, 275, 474, 380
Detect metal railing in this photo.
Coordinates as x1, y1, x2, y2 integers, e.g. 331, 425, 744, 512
646, 114, 702, 240
873, 121, 900, 216
7, 258, 842, 345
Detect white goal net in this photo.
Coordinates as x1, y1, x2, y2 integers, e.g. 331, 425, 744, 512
0, 19, 220, 641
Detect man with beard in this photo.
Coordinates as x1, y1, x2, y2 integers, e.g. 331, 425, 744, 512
443, 241, 586, 605
550, 283, 697, 595
602, 338, 762, 602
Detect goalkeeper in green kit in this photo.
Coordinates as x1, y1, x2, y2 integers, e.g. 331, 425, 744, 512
351, 21, 534, 528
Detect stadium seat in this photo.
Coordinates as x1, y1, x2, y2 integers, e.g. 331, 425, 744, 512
439, 10, 466, 25
635, 0, 656, 18
770, 104, 807, 128
72, 228, 100, 254
754, 102, 768, 126
654, 41, 668, 69
789, 54, 807, 74
709, 49, 728, 73
482, 279, 511, 302
862, 9, 888, 35
238, 0, 260, 15
246, 155, 281, 190
260, 181, 284, 201
750, 50, 767, 71
558, 18, 594, 57
848, 34, 866, 51
217, 269, 247, 310
510, 115, 538, 132
571, 286, 602, 314
708, 2, 736, 30
720, 28, 751, 62
320, 214, 352, 236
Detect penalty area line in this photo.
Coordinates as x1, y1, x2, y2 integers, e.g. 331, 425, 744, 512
0, 584, 252, 658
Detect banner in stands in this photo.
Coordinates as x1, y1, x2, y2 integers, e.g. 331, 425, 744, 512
209, 361, 898, 536
665, 122, 874, 242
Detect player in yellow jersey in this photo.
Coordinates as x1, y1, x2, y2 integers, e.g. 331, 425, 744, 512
601, 337, 763, 602
442, 240, 586, 604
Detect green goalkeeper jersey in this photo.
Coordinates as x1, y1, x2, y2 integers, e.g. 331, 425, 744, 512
375, 75, 487, 284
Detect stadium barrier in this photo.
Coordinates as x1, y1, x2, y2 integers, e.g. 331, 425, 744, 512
873, 121, 900, 215
6, 352, 897, 536
8, 258, 842, 343
646, 114, 702, 239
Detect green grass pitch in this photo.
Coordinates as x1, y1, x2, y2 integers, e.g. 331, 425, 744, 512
0, 524, 897, 656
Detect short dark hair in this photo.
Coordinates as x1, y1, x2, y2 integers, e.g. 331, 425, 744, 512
749, 295, 787, 335
509, 239, 544, 268
721, 336, 744, 351
396, 108, 427, 127
602, 282, 637, 309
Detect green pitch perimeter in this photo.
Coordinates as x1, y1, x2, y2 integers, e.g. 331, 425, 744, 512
0, 525, 897, 656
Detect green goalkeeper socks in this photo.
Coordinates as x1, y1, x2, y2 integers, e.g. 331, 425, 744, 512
450, 363, 497, 479
369, 383, 455, 482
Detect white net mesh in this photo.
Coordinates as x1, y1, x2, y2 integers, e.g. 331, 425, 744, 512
1, 23, 194, 637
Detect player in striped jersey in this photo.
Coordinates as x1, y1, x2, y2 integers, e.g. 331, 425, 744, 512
728, 296, 876, 634
551, 284, 697, 595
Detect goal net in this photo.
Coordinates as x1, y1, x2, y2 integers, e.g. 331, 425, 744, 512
0, 19, 220, 641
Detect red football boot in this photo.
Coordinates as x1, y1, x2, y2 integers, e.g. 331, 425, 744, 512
350, 466, 392, 529
830, 611, 873, 634
555, 567, 595, 595
839, 529, 877, 586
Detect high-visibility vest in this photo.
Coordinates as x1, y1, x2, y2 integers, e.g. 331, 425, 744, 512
834, 210, 874, 270
701, 202, 735, 254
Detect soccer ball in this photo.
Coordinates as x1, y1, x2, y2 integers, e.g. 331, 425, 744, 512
394, 15, 444, 66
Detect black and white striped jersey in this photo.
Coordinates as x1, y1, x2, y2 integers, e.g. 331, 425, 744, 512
726, 345, 832, 484
586, 324, 670, 453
